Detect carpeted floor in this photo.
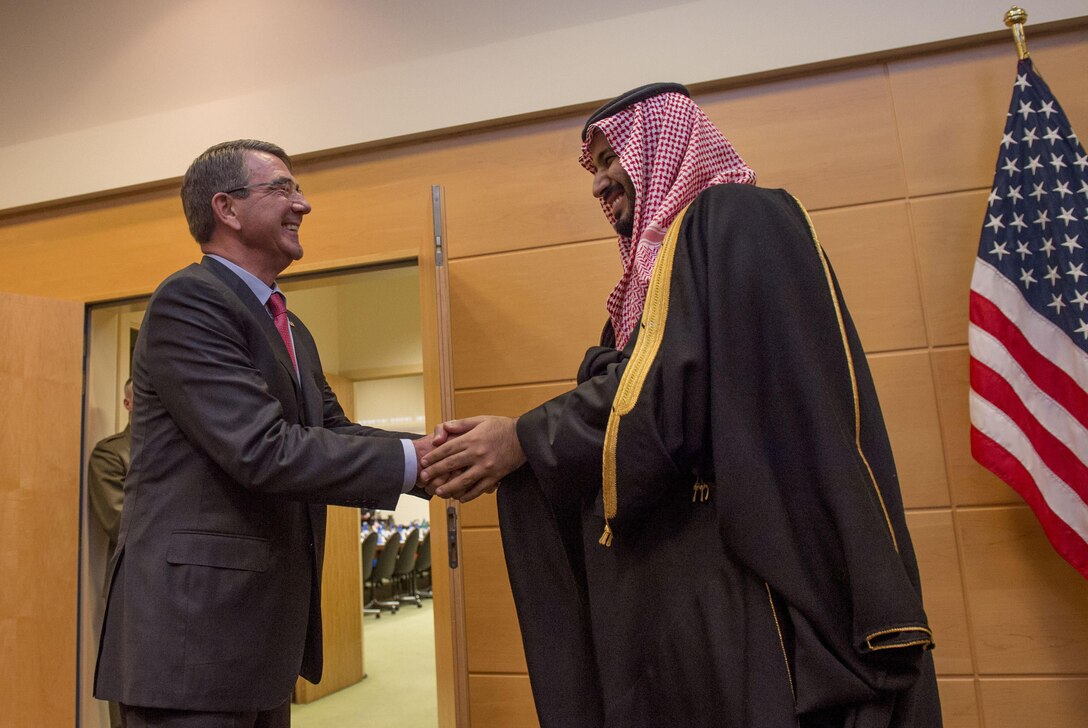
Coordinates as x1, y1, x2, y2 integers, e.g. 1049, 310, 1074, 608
291, 599, 438, 727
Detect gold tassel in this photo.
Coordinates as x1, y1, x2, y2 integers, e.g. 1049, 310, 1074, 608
599, 523, 613, 547
692, 481, 711, 502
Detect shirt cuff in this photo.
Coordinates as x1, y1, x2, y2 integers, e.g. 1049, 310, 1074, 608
400, 438, 417, 493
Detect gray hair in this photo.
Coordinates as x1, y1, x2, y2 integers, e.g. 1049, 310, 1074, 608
180, 139, 293, 244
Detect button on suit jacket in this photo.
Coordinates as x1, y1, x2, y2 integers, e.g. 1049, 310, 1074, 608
95, 256, 417, 712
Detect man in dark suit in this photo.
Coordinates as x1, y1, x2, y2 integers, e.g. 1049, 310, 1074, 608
94, 139, 433, 727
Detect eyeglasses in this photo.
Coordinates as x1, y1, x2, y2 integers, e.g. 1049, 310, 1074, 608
225, 180, 305, 200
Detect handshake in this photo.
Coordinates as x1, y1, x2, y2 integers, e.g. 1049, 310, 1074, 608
411, 415, 527, 502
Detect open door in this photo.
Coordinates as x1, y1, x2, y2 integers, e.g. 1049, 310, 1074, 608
420, 185, 471, 727
82, 264, 450, 727
0, 291, 84, 726
81, 300, 144, 727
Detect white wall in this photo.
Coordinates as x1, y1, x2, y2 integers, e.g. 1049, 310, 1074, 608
3, 0, 1085, 212
337, 267, 422, 378
355, 376, 428, 524
354, 376, 427, 435
282, 284, 342, 371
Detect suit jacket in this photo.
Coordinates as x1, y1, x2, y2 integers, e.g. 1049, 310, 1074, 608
94, 256, 416, 712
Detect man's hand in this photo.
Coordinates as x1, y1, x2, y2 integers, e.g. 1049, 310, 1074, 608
412, 434, 438, 493
420, 416, 526, 502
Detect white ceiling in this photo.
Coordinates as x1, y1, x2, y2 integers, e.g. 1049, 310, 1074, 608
0, 0, 686, 148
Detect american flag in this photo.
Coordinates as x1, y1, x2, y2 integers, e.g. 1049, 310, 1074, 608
969, 57, 1088, 579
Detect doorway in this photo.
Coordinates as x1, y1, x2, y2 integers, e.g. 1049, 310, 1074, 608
79, 261, 441, 727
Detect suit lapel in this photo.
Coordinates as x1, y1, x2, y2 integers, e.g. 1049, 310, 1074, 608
200, 256, 303, 401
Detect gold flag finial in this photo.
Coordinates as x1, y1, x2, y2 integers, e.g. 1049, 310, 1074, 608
1004, 6, 1030, 60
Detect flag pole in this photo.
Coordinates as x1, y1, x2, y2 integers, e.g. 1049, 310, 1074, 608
1004, 6, 1030, 60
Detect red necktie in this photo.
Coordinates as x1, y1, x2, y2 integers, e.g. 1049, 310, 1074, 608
266, 292, 298, 370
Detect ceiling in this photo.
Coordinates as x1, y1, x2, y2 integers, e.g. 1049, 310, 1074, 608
0, 0, 689, 148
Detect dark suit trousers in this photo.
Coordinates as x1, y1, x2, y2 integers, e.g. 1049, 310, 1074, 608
119, 699, 290, 728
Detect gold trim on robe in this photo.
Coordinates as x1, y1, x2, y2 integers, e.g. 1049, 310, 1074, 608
600, 205, 690, 546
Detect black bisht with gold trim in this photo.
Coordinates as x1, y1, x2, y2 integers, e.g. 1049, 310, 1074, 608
498, 183, 941, 727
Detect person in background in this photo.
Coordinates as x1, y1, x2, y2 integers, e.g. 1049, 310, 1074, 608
87, 377, 133, 728
88, 377, 133, 570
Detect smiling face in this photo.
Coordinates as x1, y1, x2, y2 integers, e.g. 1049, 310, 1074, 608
233, 150, 311, 274
587, 131, 636, 238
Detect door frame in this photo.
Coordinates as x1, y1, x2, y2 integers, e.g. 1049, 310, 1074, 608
420, 185, 470, 727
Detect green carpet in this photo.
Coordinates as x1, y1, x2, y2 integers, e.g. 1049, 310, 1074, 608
291, 599, 438, 727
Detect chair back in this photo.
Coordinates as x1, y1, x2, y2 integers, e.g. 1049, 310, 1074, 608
370, 531, 401, 583
360, 531, 378, 581
393, 528, 420, 578
414, 530, 432, 574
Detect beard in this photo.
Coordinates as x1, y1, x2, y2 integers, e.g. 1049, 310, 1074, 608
609, 182, 636, 238
614, 215, 633, 238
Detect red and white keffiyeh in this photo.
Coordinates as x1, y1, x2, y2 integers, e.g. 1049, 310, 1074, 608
580, 92, 756, 349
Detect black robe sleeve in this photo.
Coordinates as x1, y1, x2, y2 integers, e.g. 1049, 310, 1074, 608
497, 340, 631, 727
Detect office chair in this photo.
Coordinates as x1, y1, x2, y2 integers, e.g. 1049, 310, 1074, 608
393, 528, 422, 608
365, 531, 401, 614
361, 531, 381, 618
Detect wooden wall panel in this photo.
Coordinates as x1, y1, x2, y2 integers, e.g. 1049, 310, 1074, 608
910, 191, 989, 347
0, 164, 428, 304
449, 241, 620, 389
437, 118, 610, 259
0, 190, 192, 301
957, 506, 1088, 674
293, 505, 364, 703
905, 512, 973, 674
0, 141, 442, 305
701, 66, 906, 210
890, 33, 1088, 197
461, 529, 527, 674
455, 382, 576, 420
890, 43, 1020, 196
455, 383, 576, 529
979, 677, 1088, 728
468, 675, 539, 728
810, 202, 928, 353
289, 147, 436, 259
868, 352, 950, 508
0, 293, 83, 727
930, 347, 1021, 507
938, 678, 980, 728
460, 494, 500, 530
937, 678, 980, 728
0, 379, 17, 480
